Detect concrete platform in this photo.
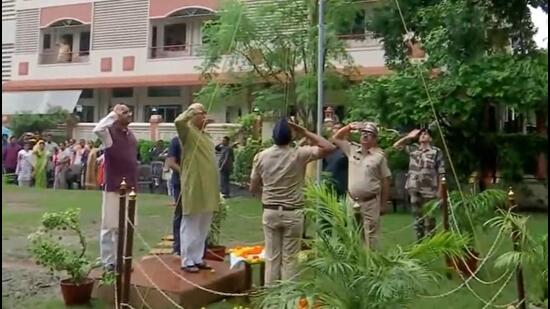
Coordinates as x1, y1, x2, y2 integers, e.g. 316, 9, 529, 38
91, 255, 247, 309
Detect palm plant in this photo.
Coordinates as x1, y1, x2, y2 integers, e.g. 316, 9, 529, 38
486, 210, 548, 306
424, 189, 508, 247
252, 184, 469, 309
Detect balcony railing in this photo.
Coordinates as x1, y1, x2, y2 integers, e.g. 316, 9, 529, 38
337, 33, 381, 48
149, 44, 204, 59
39, 50, 90, 65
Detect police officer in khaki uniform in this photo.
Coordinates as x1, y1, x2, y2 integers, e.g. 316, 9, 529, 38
333, 122, 391, 249
393, 128, 445, 240
250, 118, 335, 285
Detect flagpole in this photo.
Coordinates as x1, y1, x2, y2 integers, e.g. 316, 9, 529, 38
316, 0, 325, 185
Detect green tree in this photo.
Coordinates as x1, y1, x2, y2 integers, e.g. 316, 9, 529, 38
198, 0, 363, 129
10, 108, 69, 138
349, 0, 548, 181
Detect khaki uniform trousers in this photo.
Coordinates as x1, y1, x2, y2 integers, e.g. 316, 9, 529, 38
349, 195, 380, 249
262, 207, 304, 285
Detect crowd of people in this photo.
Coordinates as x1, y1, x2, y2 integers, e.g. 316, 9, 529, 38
3, 102, 444, 285
2, 133, 105, 190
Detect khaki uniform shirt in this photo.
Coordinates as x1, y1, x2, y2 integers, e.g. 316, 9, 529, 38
405, 144, 445, 198
339, 141, 391, 199
250, 145, 321, 208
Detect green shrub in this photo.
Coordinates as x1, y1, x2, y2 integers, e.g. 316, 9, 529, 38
137, 139, 169, 163
10, 109, 69, 138
232, 138, 273, 185
207, 195, 229, 246
385, 147, 410, 171
28, 208, 100, 283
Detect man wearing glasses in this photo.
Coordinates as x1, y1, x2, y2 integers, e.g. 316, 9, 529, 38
174, 103, 219, 273
332, 122, 391, 249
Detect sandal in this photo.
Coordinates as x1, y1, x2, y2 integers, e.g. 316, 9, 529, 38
181, 266, 199, 273
195, 263, 212, 270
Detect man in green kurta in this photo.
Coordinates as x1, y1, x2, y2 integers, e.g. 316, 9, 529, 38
175, 103, 220, 273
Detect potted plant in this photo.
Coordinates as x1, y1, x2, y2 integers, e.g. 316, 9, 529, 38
28, 208, 100, 306
204, 194, 229, 262
425, 188, 508, 277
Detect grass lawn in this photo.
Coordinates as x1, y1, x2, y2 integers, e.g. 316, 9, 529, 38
2, 185, 548, 308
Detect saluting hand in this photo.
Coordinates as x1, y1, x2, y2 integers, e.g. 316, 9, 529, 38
407, 129, 421, 139
288, 122, 307, 135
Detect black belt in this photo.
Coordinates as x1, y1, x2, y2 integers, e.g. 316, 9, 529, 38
263, 204, 299, 211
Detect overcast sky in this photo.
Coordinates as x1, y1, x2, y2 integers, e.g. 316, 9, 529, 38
529, 5, 548, 48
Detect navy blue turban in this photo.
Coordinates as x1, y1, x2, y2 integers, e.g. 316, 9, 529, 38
272, 118, 292, 145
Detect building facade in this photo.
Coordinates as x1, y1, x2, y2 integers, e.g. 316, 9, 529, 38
2, 0, 387, 140
2, 0, 16, 83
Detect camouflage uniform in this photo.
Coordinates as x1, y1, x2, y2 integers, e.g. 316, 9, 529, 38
405, 144, 445, 240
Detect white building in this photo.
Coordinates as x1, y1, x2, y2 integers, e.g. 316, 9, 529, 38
2, 0, 388, 141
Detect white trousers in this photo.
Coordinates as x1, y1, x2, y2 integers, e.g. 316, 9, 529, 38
180, 212, 213, 267
100, 191, 137, 267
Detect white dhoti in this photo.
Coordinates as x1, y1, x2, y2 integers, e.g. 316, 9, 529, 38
180, 212, 213, 267
100, 191, 138, 267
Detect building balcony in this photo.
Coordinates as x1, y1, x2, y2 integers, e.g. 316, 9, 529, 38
39, 50, 90, 65
149, 43, 204, 59
338, 33, 382, 49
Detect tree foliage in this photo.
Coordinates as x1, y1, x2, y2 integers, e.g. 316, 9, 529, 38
10, 108, 69, 138
349, 0, 548, 180
198, 0, 363, 129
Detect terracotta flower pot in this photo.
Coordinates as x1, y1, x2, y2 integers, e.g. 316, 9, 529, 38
60, 278, 94, 306
446, 249, 479, 277
204, 245, 226, 262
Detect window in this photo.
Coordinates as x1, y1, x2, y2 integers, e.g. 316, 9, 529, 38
164, 23, 187, 50
144, 105, 182, 122
79, 106, 95, 122
112, 88, 134, 98
80, 89, 94, 99
42, 34, 52, 50
337, 9, 366, 36
147, 86, 181, 97
225, 106, 242, 123
79, 31, 90, 56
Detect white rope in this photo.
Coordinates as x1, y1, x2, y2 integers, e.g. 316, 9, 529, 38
133, 284, 154, 309
132, 262, 186, 309
127, 218, 250, 297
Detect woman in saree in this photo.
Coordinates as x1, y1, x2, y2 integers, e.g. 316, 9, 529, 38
84, 140, 100, 190
33, 140, 48, 188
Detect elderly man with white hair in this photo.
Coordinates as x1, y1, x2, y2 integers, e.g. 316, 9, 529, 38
174, 103, 219, 273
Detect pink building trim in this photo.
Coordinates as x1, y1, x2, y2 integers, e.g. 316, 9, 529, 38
149, 0, 219, 18
122, 56, 135, 71
40, 3, 92, 27
100, 58, 112, 72
18, 62, 29, 76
